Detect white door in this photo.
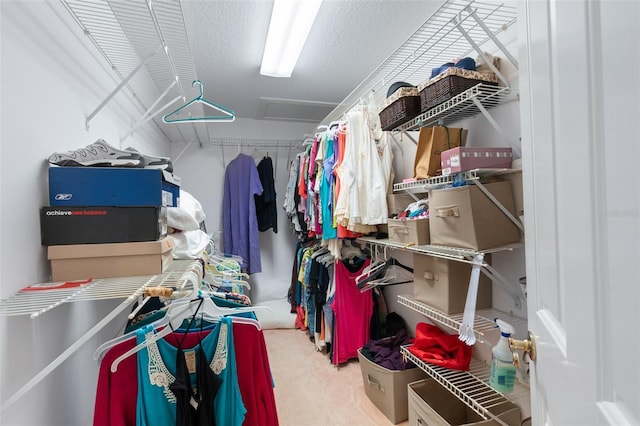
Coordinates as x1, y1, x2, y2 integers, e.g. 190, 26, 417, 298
519, 0, 640, 424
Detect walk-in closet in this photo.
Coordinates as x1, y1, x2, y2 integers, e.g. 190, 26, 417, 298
1, 1, 638, 425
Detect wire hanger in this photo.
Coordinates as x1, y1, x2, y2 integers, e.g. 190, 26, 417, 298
162, 80, 235, 123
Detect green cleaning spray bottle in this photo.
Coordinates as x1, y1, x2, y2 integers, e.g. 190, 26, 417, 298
489, 318, 517, 394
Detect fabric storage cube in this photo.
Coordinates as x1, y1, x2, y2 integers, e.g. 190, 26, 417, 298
378, 87, 421, 131
429, 181, 520, 250
387, 193, 421, 216
48, 237, 173, 281
408, 379, 521, 426
440, 147, 513, 176
357, 349, 428, 424
387, 218, 430, 245
413, 255, 492, 314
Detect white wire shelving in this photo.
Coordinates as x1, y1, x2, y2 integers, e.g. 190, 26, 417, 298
402, 347, 529, 424
0, 259, 202, 413
318, 0, 518, 126
397, 295, 527, 347
0, 259, 196, 318
393, 84, 516, 132
392, 168, 520, 193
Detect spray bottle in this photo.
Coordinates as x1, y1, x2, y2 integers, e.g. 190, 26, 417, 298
489, 318, 517, 394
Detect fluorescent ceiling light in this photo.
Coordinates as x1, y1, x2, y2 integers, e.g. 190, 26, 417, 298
260, 0, 323, 78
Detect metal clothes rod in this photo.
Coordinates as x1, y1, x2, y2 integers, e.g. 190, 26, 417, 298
206, 137, 304, 149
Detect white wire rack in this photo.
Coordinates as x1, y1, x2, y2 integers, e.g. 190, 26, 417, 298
392, 168, 520, 192
319, 0, 518, 125
0, 259, 201, 413
0, 259, 196, 318
402, 347, 529, 424
357, 236, 522, 264
61, 0, 201, 144
393, 83, 515, 132
398, 295, 527, 347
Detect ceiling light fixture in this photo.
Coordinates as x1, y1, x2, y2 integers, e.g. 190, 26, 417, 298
260, 0, 323, 78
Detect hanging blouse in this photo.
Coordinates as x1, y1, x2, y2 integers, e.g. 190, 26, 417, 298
135, 317, 246, 426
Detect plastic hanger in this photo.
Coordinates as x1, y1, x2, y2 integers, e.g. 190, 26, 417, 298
162, 80, 235, 123
109, 269, 265, 372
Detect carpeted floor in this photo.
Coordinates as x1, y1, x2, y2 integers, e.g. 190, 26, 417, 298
263, 328, 409, 426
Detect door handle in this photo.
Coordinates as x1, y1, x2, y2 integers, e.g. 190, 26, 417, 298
509, 331, 537, 363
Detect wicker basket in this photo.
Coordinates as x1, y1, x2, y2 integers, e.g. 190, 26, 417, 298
379, 95, 421, 131
419, 69, 499, 112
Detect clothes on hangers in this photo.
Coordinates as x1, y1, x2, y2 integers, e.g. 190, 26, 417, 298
223, 153, 263, 274
94, 317, 278, 426
255, 156, 278, 233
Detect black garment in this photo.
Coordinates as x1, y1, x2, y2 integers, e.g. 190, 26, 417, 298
169, 346, 222, 426
254, 156, 278, 233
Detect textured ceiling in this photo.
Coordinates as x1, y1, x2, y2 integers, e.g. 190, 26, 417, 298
179, 0, 443, 126
64, 0, 444, 144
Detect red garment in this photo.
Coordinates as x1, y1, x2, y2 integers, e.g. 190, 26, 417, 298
331, 258, 373, 364
408, 323, 472, 371
93, 323, 278, 426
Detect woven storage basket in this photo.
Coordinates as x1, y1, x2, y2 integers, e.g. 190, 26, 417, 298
379, 94, 421, 131
419, 68, 499, 112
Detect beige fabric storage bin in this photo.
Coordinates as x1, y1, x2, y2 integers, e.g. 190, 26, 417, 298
387, 193, 420, 216
412, 254, 492, 314
387, 218, 430, 246
408, 379, 521, 425
358, 349, 428, 424
428, 181, 520, 250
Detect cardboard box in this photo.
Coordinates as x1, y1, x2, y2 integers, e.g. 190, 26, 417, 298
408, 379, 521, 426
429, 181, 520, 250
387, 218, 430, 246
441, 147, 512, 176
48, 238, 173, 281
49, 167, 181, 207
413, 255, 492, 314
40, 206, 167, 246
358, 349, 428, 424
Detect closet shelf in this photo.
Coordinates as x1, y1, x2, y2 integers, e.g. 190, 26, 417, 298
392, 84, 515, 132
401, 347, 529, 424
318, 0, 518, 126
357, 236, 522, 264
397, 295, 527, 347
392, 167, 520, 193
0, 260, 197, 318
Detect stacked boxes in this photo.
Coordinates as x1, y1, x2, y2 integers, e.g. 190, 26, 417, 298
41, 166, 180, 281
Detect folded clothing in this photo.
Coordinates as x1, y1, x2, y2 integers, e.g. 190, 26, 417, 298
408, 322, 472, 371
360, 329, 414, 370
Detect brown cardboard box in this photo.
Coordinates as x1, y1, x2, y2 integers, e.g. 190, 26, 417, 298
412, 254, 492, 314
358, 349, 428, 424
408, 379, 521, 425
429, 181, 520, 250
48, 237, 173, 281
387, 218, 430, 245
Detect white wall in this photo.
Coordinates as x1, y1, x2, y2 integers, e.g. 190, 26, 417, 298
170, 127, 307, 303
0, 2, 170, 425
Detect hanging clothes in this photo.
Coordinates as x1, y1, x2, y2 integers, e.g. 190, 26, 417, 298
331, 257, 373, 365
254, 156, 278, 233
94, 318, 278, 426
223, 153, 263, 274
135, 317, 246, 426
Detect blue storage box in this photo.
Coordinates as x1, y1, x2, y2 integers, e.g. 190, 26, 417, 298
49, 167, 181, 207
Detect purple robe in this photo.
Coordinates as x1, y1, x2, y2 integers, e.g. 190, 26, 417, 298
223, 154, 263, 274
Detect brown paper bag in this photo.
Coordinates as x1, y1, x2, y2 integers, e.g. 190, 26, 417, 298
414, 126, 468, 179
